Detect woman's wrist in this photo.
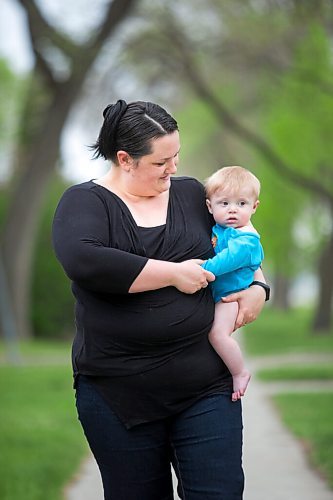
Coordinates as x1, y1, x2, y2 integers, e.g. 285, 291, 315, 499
249, 281, 270, 301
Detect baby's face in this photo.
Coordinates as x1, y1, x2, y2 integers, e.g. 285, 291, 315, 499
206, 188, 259, 228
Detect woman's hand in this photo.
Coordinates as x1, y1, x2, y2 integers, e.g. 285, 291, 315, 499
221, 285, 266, 330
172, 259, 215, 294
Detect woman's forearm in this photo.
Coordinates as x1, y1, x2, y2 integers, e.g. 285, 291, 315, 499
129, 259, 215, 294
129, 260, 175, 292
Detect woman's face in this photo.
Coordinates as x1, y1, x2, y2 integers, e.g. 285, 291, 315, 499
127, 131, 180, 196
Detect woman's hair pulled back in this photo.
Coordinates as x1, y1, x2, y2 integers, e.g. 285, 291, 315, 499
91, 100, 178, 163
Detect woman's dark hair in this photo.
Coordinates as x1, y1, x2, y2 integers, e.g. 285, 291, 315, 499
91, 100, 179, 163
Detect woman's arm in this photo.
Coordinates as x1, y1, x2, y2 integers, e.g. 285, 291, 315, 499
52, 186, 214, 295
129, 259, 215, 294
52, 187, 147, 294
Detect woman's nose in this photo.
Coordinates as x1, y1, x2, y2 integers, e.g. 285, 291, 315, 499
166, 159, 178, 173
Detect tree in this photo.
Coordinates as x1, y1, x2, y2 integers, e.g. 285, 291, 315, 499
0, 59, 25, 359
0, 0, 139, 338
263, 25, 333, 330
174, 20, 333, 331
120, 0, 333, 330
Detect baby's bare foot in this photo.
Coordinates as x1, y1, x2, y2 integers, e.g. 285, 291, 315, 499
232, 370, 251, 402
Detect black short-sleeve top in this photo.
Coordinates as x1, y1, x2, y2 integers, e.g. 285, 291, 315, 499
52, 176, 232, 428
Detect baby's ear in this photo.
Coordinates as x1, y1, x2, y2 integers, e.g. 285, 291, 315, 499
206, 199, 213, 214
253, 200, 260, 213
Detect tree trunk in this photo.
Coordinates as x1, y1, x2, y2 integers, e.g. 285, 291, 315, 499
272, 272, 290, 310
312, 230, 333, 333
0, 0, 138, 338
1, 86, 76, 338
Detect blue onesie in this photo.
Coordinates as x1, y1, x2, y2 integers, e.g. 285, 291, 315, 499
202, 225, 264, 303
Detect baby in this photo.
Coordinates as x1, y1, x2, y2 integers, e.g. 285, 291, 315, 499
202, 166, 264, 401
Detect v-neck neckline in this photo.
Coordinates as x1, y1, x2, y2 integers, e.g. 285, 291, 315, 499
90, 179, 172, 229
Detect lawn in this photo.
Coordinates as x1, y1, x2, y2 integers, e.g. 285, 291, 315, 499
273, 393, 333, 488
0, 362, 88, 500
0, 339, 70, 363
244, 307, 333, 356
257, 364, 333, 381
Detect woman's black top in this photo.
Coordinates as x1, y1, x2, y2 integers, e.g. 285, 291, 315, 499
52, 177, 232, 428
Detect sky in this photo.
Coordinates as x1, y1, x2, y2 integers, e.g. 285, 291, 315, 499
0, 0, 108, 183
0, 0, 33, 74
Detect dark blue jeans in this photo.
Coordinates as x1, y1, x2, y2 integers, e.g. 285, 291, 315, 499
76, 376, 244, 500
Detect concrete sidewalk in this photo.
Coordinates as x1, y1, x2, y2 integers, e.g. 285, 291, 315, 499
242, 359, 333, 500
65, 457, 181, 500
65, 356, 333, 500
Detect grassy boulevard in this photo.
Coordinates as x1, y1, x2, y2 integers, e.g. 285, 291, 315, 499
0, 342, 88, 500
0, 307, 333, 498
245, 307, 333, 490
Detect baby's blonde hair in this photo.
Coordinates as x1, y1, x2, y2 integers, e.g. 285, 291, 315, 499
205, 166, 261, 200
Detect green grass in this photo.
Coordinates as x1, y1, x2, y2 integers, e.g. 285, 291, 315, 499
244, 307, 333, 356
0, 363, 88, 500
257, 364, 333, 381
0, 340, 71, 368
273, 393, 333, 488
0, 339, 71, 357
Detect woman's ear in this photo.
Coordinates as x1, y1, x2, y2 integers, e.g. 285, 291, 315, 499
117, 150, 133, 171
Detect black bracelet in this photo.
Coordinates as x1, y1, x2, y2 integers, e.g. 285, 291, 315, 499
250, 281, 270, 302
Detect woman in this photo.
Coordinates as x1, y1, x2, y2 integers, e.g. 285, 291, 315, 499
52, 100, 268, 500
